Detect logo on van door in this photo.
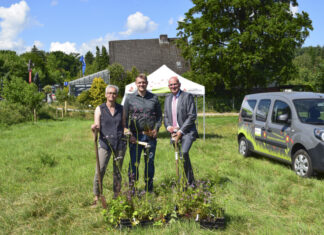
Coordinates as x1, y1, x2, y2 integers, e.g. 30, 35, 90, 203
238, 124, 291, 162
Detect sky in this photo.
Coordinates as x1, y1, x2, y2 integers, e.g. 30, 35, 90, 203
0, 0, 323, 55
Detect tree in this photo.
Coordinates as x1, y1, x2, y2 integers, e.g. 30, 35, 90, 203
108, 63, 127, 96
2, 77, 44, 113
0, 50, 27, 81
46, 51, 80, 84
55, 87, 69, 104
176, 0, 313, 92
93, 46, 109, 72
21, 46, 49, 87
85, 51, 94, 65
289, 46, 324, 91
101, 46, 109, 67
89, 77, 106, 107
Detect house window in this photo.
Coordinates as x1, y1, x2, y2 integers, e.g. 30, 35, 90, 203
176, 61, 182, 69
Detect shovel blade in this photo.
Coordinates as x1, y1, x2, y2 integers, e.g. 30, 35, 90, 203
100, 195, 107, 209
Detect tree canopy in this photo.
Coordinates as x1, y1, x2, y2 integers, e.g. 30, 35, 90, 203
177, 0, 313, 92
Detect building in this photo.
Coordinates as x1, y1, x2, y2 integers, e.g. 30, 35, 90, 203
109, 34, 190, 74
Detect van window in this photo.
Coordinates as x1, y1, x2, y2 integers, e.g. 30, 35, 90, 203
256, 99, 271, 122
241, 99, 257, 120
293, 99, 324, 124
271, 100, 291, 124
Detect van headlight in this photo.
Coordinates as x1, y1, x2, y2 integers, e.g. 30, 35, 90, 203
314, 128, 324, 141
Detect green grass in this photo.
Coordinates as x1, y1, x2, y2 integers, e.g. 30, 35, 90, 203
1, 116, 324, 234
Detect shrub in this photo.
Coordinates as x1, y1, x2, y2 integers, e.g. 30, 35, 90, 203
76, 90, 91, 107
2, 77, 44, 112
89, 77, 106, 107
55, 87, 69, 104
0, 101, 30, 125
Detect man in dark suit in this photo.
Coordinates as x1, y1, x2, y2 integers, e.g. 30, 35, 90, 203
164, 76, 198, 186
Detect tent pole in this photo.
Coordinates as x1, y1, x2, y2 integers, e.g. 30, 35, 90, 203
195, 96, 198, 128
203, 94, 205, 141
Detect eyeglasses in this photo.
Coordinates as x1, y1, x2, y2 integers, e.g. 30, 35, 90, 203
107, 92, 117, 95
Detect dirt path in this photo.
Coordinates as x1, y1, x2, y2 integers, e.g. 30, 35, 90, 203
198, 112, 239, 116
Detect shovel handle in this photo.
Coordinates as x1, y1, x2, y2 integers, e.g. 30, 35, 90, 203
94, 130, 104, 196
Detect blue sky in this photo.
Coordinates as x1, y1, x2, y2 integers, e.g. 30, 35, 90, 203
0, 0, 322, 55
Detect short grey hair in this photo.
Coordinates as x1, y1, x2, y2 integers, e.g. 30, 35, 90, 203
105, 85, 119, 94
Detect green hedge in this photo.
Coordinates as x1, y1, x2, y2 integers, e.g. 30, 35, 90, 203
0, 101, 30, 126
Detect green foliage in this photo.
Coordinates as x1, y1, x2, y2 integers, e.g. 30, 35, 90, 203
102, 195, 134, 227
0, 101, 29, 125
46, 51, 80, 85
84, 51, 94, 65
89, 77, 106, 107
108, 63, 134, 97
43, 85, 52, 94
92, 46, 109, 72
289, 46, 324, 92
76, 90, 91, 107
101, 46, 109, 66
20, 46, 49, 85
55, 87, 69, 104
0, 50, 27, 80
3, 118, 324, 233
177, 0, 313, 92
2, 77, 44, 112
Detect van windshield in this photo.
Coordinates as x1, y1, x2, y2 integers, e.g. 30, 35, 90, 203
293, 99, 324, 125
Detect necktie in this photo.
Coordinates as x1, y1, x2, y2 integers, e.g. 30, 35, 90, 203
172, 96, 177, 127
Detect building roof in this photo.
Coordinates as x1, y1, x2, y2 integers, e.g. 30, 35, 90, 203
109, 34, 190, 74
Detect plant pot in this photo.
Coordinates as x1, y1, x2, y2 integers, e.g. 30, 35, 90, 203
118, 219, 132, 229
140, 219, 154, 227
199, 217, 226, 230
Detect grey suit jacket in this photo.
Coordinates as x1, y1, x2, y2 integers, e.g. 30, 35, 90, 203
164, 91, 198, 139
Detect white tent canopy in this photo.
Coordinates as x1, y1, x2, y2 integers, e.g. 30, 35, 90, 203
122, 65, 206, 139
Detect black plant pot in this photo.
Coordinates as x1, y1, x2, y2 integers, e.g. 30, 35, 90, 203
140, 219, 154, 227
199, 217, 226, 230
118, 219, 132, 229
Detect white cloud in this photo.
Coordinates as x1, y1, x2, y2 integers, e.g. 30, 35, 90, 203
50, 41, 77, 54
0, 1, 30, 51
49, 34, 117, 55
290, 3, 298, 16
79, 33, 117, 55
33, 40, 43, 49
168, 17, 174, 25
120, 12, 158, 35
25, 40, 44, 52
51, 0, 58, 6
178, 16, 185, 22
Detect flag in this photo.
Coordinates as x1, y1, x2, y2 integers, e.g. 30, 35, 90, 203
79, 55, 86, 76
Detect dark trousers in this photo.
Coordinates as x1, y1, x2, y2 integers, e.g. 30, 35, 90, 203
128, 134, 157, 191
180, 134, 195, 185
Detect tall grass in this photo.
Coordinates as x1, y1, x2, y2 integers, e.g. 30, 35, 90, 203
1, 117, 324, 234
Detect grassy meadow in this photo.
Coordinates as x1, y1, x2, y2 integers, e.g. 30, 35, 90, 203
1, 116, 324, 234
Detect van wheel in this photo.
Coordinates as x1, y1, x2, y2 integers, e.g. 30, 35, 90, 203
239, 136, 250, 157
292, 149, 313, 177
